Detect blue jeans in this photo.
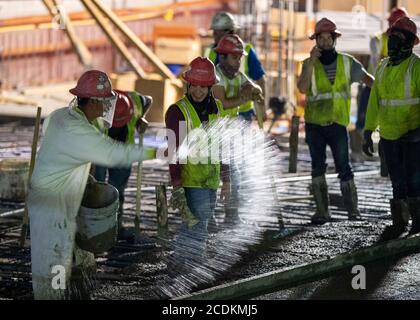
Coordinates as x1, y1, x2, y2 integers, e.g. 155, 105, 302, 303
173, 188, 217, 264
94, 165, 131, 203
381, 138, 420, 199
305, 123, 354, 182
238, 109, 255, 121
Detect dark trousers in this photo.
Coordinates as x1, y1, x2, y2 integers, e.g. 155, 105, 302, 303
381, 138, 420, 199
94, 165, 132, 203
305, 123, 354, 182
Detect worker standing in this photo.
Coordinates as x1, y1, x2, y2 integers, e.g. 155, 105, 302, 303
27, 70, 156, 299
297, 18, 374, 224
363, 17, 420, 240
211, 34, 264, 225
93, 90, 152, 240
165, 57, 229, 267
204, 11, 266, 121
366, 7, 409, 175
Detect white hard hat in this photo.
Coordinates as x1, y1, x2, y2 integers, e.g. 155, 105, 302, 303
210, 11, 240, 31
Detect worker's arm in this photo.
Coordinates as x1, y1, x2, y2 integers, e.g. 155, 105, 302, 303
297, 46, 320, 94
361, 73, 375, 88
212, 85, 253, 109
165, 105, 185, 189
351, 56, 375, 88
364, 79, 380, 132
65, 121, 155, 168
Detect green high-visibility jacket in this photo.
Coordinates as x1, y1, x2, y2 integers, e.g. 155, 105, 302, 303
365, 53, 420, 140
175, 95, 223, 190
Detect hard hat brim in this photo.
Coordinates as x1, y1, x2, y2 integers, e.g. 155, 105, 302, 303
309, 30, 342, 40
387, 27, 420, 45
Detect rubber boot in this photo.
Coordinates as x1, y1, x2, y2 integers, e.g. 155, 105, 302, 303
408, 197, 420, 235
340, 179, 362, 221
207, 214, 219, 233
380, 199, 409, 241
349, 129, 365, 163
310, 175, 331, 225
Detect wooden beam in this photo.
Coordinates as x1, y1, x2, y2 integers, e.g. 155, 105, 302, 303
91, 0, 175, 80
42, 0, 92, 67
175, 234, 420, 300
80, 0, 147, 79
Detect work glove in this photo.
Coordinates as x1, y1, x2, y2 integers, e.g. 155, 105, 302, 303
169, 187, 199, 228
362, 130, 374, 157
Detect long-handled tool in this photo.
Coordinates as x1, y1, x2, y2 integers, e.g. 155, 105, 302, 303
134, 96, 153, 237
19, 106, 42, 247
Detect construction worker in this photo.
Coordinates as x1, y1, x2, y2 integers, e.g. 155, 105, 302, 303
165, 57, 228, 267
212, 34, 264, 225
27, 70, 156, 299
370, 7, 408, 72
93, 90, 152, 240
297, 17, 374, 224
363, 17, 420, 240
204, 11, 266, 121
367, 7, 409, 175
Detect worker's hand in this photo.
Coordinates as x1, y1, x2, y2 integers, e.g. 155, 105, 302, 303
362, 130, 374, 157
136, 117, 149, 135
220, 181, 231, 204
254, 92, 265, 105
309, 46, 322, 63
169, 187, 199, 228
240, 83, 254, 102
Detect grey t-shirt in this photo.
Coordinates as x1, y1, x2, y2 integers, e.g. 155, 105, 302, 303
304, 54, 367, 85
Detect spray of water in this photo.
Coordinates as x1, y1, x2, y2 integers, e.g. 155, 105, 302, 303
154, 118, 285, 298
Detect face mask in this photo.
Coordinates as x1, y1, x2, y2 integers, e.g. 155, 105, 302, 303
388, 34, 413, 64
319, 48, 338, 65
101, 96, 117, 129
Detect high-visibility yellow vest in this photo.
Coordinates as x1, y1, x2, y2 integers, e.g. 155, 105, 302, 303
215, 65, 254, 117
205, 43, 254, 113
175, 95, 222, 190
365, 54, 420, 140
305, 53, 353, 127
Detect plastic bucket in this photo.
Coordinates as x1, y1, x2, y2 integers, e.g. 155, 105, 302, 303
76, 182, 119, 254
0, 158, 29, 202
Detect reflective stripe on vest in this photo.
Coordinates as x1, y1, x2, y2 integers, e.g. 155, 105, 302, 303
377, 55, 419, 107
305, 53, 352, 127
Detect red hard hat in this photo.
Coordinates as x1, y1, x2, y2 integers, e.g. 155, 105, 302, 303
69, 70, 115, 99
214, 34, 248, 56
388, 16, 419, 45
309, 17, 342, 40
112, 90, 134, 128
182, 57, 219, 86
388, 7, 408, 26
